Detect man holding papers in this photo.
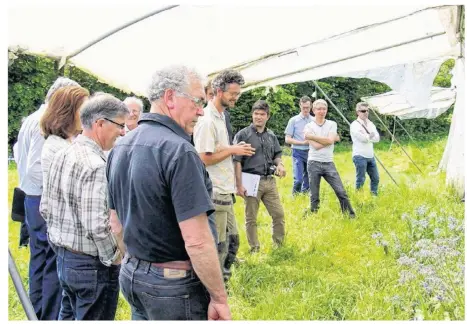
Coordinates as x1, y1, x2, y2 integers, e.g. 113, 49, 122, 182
234, 100, 286, 253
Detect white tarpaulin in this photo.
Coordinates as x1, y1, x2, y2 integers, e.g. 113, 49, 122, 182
8, 4, 461, 95
361, 87, 456, 120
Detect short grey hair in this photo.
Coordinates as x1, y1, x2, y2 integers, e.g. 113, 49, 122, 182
123, 97, 144, 111
313, 99, 328, 109
147, 65, 204, 102
80, 93, 129, 129
211, 70, 245, 93
45, 77, 80, 103
356, 102, 370, 111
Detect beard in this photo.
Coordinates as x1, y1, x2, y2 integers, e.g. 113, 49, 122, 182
220, 96, 235, 109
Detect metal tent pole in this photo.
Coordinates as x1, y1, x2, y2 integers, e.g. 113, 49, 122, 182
370, 108, 423, 174
60, 5, 179, 68
311, 80, 399, 187
394, 116, 416, 142
9, 248, 38, 320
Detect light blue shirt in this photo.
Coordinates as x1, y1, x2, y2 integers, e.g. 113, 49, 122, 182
285, 113, 314, 150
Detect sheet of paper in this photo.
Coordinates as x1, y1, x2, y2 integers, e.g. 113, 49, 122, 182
241, 172, 261, 197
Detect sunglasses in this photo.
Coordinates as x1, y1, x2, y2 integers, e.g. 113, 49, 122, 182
358, 110, 368, 113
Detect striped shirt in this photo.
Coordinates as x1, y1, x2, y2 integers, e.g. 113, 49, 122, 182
40, 134, 120, 266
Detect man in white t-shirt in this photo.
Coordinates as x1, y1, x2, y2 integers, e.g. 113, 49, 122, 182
350, 102, 380, 195
304, 99, 355, 218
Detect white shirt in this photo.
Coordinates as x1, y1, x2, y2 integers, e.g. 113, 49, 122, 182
16, 104, 47, 195
13, 142, 19, 163
350, 118, 380, 158
303, 119, 337, 162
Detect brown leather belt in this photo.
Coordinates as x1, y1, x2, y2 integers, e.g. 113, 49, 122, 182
125, 254, 192, 271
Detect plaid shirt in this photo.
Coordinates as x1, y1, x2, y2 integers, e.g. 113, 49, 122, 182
40, 135, 120, 266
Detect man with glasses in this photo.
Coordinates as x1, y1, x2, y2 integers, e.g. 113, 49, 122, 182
285, 96, 315, 196
304, 99, 356, 218
107, 65, 231, 320
350, 102, 380, 195
40, 93, 129, 320
194, 69, 255, 282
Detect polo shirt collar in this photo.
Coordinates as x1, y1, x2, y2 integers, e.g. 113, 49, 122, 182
249, 123, 268, 133
299, 113, 311, 120
139, 113, 191, 142
206, 101, 225, 119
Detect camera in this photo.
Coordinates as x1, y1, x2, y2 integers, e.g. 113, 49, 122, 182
269, 165, 277, 175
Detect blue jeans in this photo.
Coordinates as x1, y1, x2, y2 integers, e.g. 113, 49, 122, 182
56, 247, 120, 320
353, 156, 380, 195
24, 195, 62, 320
292, 149, 310, 194
307, 161, 355, 216
119, 254, 210, 320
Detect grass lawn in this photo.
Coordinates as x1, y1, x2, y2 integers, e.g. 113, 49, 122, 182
8, 136, 464, 320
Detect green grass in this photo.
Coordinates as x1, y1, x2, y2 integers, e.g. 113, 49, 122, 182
8, 137, 464, 320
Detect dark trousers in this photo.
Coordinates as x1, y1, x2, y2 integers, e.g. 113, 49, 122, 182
24, 195, 62, 320
307, 161, 355, 216
56, 247, 120, 320
292, 149, 310, 194
353, 155, 380, 195
119, 254, 210, 320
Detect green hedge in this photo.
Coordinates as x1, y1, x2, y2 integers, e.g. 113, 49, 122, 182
7, 53, 149, 151
8, 53, 453, 152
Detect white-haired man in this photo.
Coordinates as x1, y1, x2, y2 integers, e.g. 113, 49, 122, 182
107, 65, 231, 320
123, 96, 143, 132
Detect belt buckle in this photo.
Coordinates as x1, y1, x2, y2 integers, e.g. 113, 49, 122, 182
163, 268, 187, 278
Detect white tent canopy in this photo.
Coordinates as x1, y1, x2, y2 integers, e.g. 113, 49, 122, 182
362, 87, 456, 120
8, 3, 464, 195
8, 4, 461, 95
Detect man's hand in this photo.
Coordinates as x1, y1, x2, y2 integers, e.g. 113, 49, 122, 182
208, 301, 232, 320
231, 142, 255, 156
275, 164, 286, 178
236, 185, 247, 198
334, 134, 341, 142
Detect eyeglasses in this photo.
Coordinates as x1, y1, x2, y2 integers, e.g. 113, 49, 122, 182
358, 110, 368, 113
225, 91, 241, 98
103, 117, 125, 129
176, 91, 207, 108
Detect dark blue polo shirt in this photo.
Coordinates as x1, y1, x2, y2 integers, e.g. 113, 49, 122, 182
106, 113, 215, 263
